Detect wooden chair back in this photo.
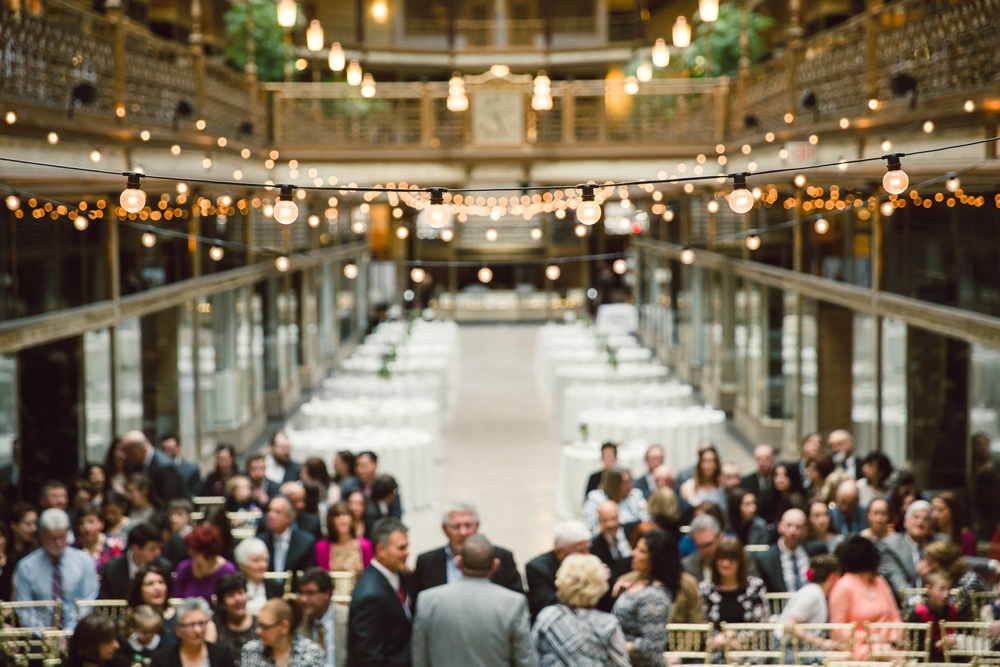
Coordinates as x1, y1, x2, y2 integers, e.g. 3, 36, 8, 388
720, 622, 785, 664
864, 621, 931, 663
663, 623, 712, 663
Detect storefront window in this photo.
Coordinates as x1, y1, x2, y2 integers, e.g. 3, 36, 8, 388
84, 329, 112, 463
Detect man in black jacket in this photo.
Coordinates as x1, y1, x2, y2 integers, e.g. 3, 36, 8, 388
410, 501, 522, 612
525, 520, 592, 624
589, 501, 633, 612
121, 430, 188, 502
752, 508, 827, 594
348, 517, 412, 667
159, 433, 201, 497
258, 496, 316, 575
99, 523, 171, 599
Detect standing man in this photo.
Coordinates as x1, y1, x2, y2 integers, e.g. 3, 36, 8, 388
829, 429, 861, 480
264, 431, 301, 485
585, 443, 619, 497
752, 508, 827, 593
411, 501, 522, 609
525, 520, 591, 624
412, 535, 536, 667
258, 496, 316, 574
348, 518, 412, 667
742, 445, 776, 504
121, 430, 188, 502
14, 509, 98, 630
343, 453, 403, 521
634, 445, 664, 499
297, 568, 341, 667
159, 433, 201, 497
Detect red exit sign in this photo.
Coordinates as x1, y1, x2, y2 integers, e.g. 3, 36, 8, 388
785, 142, 816, 164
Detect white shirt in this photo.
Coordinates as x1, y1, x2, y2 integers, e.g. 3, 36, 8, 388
272, 528, 292, 572
127, 552, 140, 581
842, 454, 858, 479
264, 453, 287, 485
778, 540, 810, 592
310, 601, 337, 667
371, 559, 410, 619
246, 580, 267, 616
777, 582, 828, 636
603, 527, 632, 559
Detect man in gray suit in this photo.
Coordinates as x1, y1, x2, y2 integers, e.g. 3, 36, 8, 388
412, 535, 537, 667
682, 514, 721, 582
878, 499, 947, 598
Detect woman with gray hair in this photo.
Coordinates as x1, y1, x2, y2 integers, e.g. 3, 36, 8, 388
233, 537, 282, 615
152, 598, 238, 667
532, 554, 630, 666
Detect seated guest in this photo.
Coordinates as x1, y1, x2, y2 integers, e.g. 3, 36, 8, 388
234, 537, 282, 616
682, 514, 722, 584
316, 501, 372, 593
583, 468, 649, 535
2, 503, 38, 600
589, 500, 634, 612
860, 498, 893, 542
153, 597, 238, 667
174, 524, 237, 602
198, 444, 237, 498
102, 490, 134, 540
243, 597, 325, 667
768, 462, 807, 526
82, 464, 109, 508
830, 479, 868, 536
533, 554, 630, 666
14, 508, 98, 630
279, 482, 323, 541
932, 491, 977, 557
62, 611, 121, 667
345, 490, 368, 538
857, 452, 893, 507
634, 445, 664, 499
246, 453, 281, 510
300, 458, 335, 509
364, 474, 404, 535
616, 526, 703, 625
647, 486, 683, 539
877, 499, 943, 598
259, 496, 316, 574
804, 455, 836, 502
904, 569, 957, 662
698, 536, 767, 661
168, 499, 195, 538
125, 474, 160, 524
72, 503, 124, 574
295, 568, 339, 667
888, 473, 921, 533
213, 573, 258, 655
613, 529, 674, 667
922, 540, 990, 621
583, 443, 619, 498
828, 535, 901, 660
224, 476, 254, 513
727, 488, 769, 546
117, 605, 168, 663
753, 508, 827, 594
808, 501, 845, 553
100, 522, 166, 600
527, 520, 592, 624
152, 512, 189, 572
679, 445, 723, 507
679, 502, 727, 559
720, 462, 744, 498
777, 554, 841, 660
128, 564, 175, 628
410, 501, 521, 608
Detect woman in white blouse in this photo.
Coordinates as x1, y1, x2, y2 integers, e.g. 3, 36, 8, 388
582, 468, 649, 533
233, 538, 279, 616
778, 554, 842, 662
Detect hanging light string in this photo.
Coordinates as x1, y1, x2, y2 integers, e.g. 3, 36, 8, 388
398, 252, 626, 268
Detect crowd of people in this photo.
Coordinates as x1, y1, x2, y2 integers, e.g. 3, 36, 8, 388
2, 425, 999, 667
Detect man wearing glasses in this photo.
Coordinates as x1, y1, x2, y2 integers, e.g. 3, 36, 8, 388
296, 568, 340, 667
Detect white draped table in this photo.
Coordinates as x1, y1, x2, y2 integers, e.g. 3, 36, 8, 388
560, 382, 695, 441
320, 374, 445, 407
297, 397, 441, 456
551, 362, 670, 424
286, 426, 435, 511
554, 440, 653, 520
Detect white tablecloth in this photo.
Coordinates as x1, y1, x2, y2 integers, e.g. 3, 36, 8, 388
320, 374, 444, 401
297, 397, 441, 457
554, 440, 653, 519
560, 382, 695, 441
574, 406, 727, 470
552, 363, 670, 421
595, 303, 639, 334
366, 320, 459, 346
286, 427, 435, 511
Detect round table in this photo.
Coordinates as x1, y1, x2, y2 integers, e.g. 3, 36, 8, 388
297, 397, 441, 457
574, 406, 727, 470
560, 382, 695, 441
338, 356, 452, 406
552, 362, 670, 423
554, 440, 653, 520
320, 374, 445, 406
286, 426, 435, 511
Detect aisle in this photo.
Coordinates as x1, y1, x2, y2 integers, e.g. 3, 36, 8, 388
404, 324, 562, 570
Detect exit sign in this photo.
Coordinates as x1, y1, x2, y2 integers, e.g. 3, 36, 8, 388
785, 142, 816, 164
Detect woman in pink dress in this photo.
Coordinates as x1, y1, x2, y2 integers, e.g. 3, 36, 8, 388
828, 535, 902, 659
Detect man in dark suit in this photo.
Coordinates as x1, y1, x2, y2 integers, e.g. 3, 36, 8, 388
348, 517, 412, 667
99, 523, 170, 599
121, 430, 188, 502
279, 482, 323, 540
828, 429, 862, 480
741, 444, 775, 504
258, 496, 316, 574
830, 479, 868, 535
525, 520, 591, 624
342, 453, 404, 520
585, 443, 619, 497
411, 501, 523, 611
589, 501, 633, 612
786, 433, 823, 492
159, 433, 201, 497
633, 445, 664, 499
246, 453, 282, 509
752, 508, 827, 594
264, 431, 302, 485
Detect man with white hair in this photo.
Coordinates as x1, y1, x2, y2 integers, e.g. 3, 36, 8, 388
878, 499, 947, 597
13, 508, 98, 630
411, 501, 522, 611
525, 520, 591, 624
634, 445, 664, 499
828, 429, 861, 480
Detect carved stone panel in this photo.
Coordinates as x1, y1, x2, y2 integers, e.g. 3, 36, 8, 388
471, 91, 525, 146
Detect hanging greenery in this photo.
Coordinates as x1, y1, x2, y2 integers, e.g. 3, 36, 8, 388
223, 0, 290, 83
688, 3, 774, 77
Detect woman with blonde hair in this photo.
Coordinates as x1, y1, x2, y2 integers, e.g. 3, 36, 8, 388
533, 554, 630, 666
647, 486, 682, 538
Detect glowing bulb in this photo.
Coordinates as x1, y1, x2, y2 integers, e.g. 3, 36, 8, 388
4, 111, 16, 124
351, 221, 366, 234
680, 248, 695, 264
808, 134, 818, 145
171, 145, 181, 155
141, 233, 156, 247
202, 157, 212, 169
530, 228, 542, 240
273, 199, 299, 225
140, 130, 151, 141
868, 98, 879, 110
410, 267, 425, 283
371, 0, 388, 23
74, 217, 89, 231
477, 267, 493, 283
545, 265, 561, 280
177, 183, 188, 194
531, 94, 552, 111
784, 112, 794, 124
624, 76, 639, 95
574, 224, 587, 237
328, 43, 345, 71
699, 0, 718, 22
276, 256, 290, 272
307, 214, 320, 228
922, 120, 934, 134
89, 150, 101, 163
343, 263, 358, 279
613, 259, 627, 274
210, 246, 225, 261
5, 195, 19, 210
306, 20, 324, 52
217, 137, 227, 147
839, 117, 850, 129
276, 0, 296, 27
195, 119, 206, 131
794, 174, 806, 187
120, 182, 146, 214
964, 99, 975, 112
485, 228, 498, 241
946, 177, 960, 193
765, 132, 775, 142
882, 156, 908, 195
880, 201, 894, 216
652, 39, 669, 68
663, 209, 674, 222
396, 226, 409, 239
728, 187, 754, 214
490, 64, 510, 77
360, 73, 376, 98
47, 132, 59, 144
392, 208, 403, 219
425, 199, 451, 228
576, 201, 602, 225
346, 60, 363, 86
263, 204, 273, 217
672, 16, 691, 48
814, 217, 829, 234
447, 94, 469, 112
440, 229, 454, 242
636, 62, 653, 83
745, 235, 761, 250
706, 200, 719, 213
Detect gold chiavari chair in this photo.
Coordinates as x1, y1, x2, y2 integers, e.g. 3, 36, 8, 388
0, 628, 46, 666
785, 622, 855, 664
899, 587, 929, 617
75, 599, 129, 624
330, 571, 356, 604
0, 601, 62, 630
941, 621, 1000, 663
40, 629, 72, 667
824, 662, 891, 667
663, 622, 712, 663
720, 622, 785, 664
765, 592, 794, 620
192, 497, 226, 518
263, 571, 294, 596
972, 590, 1000, 619
227, 510, 263, 540
864, 621, 931, 663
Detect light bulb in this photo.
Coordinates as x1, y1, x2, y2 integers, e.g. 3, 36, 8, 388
613, 259, 627, 274
680, 248, 695, 264
576, 201, 602, 225
47, 132, 59, 144
545, 265, 561, 280
533, 73, 550, 92
794, 174, 806, 187
141, 233, 156, 247
343, 263, 358, 279
447, 94, 469, 112
880, 201, 894, 216
120, 175, 146, 213
306, 20, 324, 52
574, 224, 587, 237
425, 189, 451, 228
882, 156, 908, 195
490, 64, 510, 77
361, 73, 376, 97
478, 267, 493, 283
171, 145, 181, 155
276, 256, 290, 272
410, 267, 425, 283
4, 111, 16, 124
327, 43, 345, 72
485, 228, 498, 241
663, 209, 674, 222
814, 217, 830, 234
5, 195, 19, 210
307, 215, 320, 228
624, 76, 639, 95
868, 98, 879, 110
922, 120, 934, 134
396, 226, 409, 239
672, 16, 691, 48
839, 117, 850, 129
699, 0, 719, 22
881, 139, 892, 152
273, 195, 298, 225
652, 38, 669, 68
89, 150, 101, 163
745, 234, 761, 250
530, 228, 542, 240
440, 229, 454, 242
195, 119, 206, 131
728, 174, 754, 214
964, 99, 975, 112
946, 177, 960, 193
202, 157, 212, 169
706, 200, 719, 213
210, 246, 225, 261
531, 94, 552, 111
276, 0, 297, 28
371, 0, 388, 22
346, 60, 363, 86
636, 62, 653, 83
74, 217, 89, 231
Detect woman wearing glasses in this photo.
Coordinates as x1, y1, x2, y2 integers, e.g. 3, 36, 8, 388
241, 598, 325, 667
152, 598, 238, 667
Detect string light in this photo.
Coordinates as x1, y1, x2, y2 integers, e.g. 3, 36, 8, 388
652, 38, 669, 68
140, 130, 150, 141
745, 234, 761, 250
343, 263, 358, 279
440, 229, 454, 242
371, 0, 388, 22
307, 214, 321, 228
699, 0, 719, 22
5, 195, 19, 210
47, 132, 59, 145
273, 185, 299, 224
346, 60, 363, 86
530, 228, 543, 240
574, 224, 587, 237
881, 139, 892, 152
672, 16, 690, 48
410, 267, 425, 283
882, 155, 909, 195
120, 172, 146, 214
210, 246, 225, 261
946, 176, 961, 193
576, 185, 601, 225
276, 0, 296, 27
613, 259, 627, 274
276, 256, 290, 272
477, 267, 493, 283
814, 217, 830, 234
89, 150, 101, 163
74, 216, 89, 231
545, 265, 561, 280
839, 118, 849, 129
141, 232, 156, 247
4, 111, 15, 124
880, 201, 894, 216
425, 188, 451, 228
868, 98, 879, 110
636, 62, 653, 83
728, 173, 753, 214
794, 174, 806, 187
624, 77, 639, 95
328, 43, 345, 71
361, 73, 376, 98
485, 228, 498, 241
195, 119, 206, 131
447, 74, 469, 112
706, 200, 719, 213
964, 99, 975, 112
396, 226, 409, 239
306, 20, 324, 51
680, 247, 695, 264
922, 120, 935, 134
171, 145, 181, 155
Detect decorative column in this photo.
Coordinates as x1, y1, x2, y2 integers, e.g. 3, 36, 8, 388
106, 0, 126, 123
786, 0, 803, 119
191, 0, 206, 114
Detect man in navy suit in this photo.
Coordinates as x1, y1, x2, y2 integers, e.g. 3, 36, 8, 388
121, 430, 188, 502
752, 508, 827, 593
348, 517, 412, 667
633, 445, 664, 500
830, 479, 868, 535
159, 433, 201, 497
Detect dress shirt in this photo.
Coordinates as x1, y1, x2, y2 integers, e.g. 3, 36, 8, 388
246, 580, 268, 616
371, 559, 410, 619
14, 547, 99, 630
310, 602, 337, 667
272, 529, 292, 572
777, 540, 810, 592
799, 460, 811, 489
841, 454, 858, 479
444, 544, 462, 584
603, 528, 632, 559
263, 454, 287, 485
128, 552, 139, 581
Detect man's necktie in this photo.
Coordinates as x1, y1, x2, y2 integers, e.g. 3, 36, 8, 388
316, 621, 326, 650
397, 581, 407, 609
789, 551, 802, 591
51, 557, 63, 628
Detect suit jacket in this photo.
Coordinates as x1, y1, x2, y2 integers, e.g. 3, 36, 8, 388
152, 641, 237, 667
634, 473, 654, 500
876, 532, 950, 599
682, 552, 709, 583
296, 512, 323, 541
172, 458, 202, 497
259, 528, 317, 574
830, 505, 869, 535
348, 565, 412, 667
585, 470, 603, 498
742, 472, 778, 522
147, 448, 189, 502
525, 551, 561, 625
99, 553, 173, 600
752, 541, 827, 594
589, 533, 633, 612
161, 533, 189, 571
410, 545, 523, 612
412, 577, 537, 667
282, 460, 303, 484
363, 495, 403, 537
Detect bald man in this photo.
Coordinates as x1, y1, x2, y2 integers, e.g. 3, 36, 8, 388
589, 501, 632, 612
830, 479, 868, 535
829, 429, 861, 480
279, 482, 323, 541
120, 430, 188, 502
752, 508, 827, 593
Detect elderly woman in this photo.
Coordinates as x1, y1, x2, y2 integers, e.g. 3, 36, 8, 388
612, 528, 674, 667
827, 535, 901, 659
152, 598, 238, 667
241, 598, 325, 667
233, 537, 283, 615
921, 539, 989, 621
174, 524, 237, 602
213, 573, 258, 654
583, 468, 649, 534
533, 554, 630, 666
63, 611, 120, 667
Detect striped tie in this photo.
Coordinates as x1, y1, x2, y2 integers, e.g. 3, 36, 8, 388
51, 556, 63, 628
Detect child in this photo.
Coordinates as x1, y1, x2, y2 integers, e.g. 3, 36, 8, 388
117, 605, 167, 666
168, 498, 195, 537
906, 569, 957, 661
